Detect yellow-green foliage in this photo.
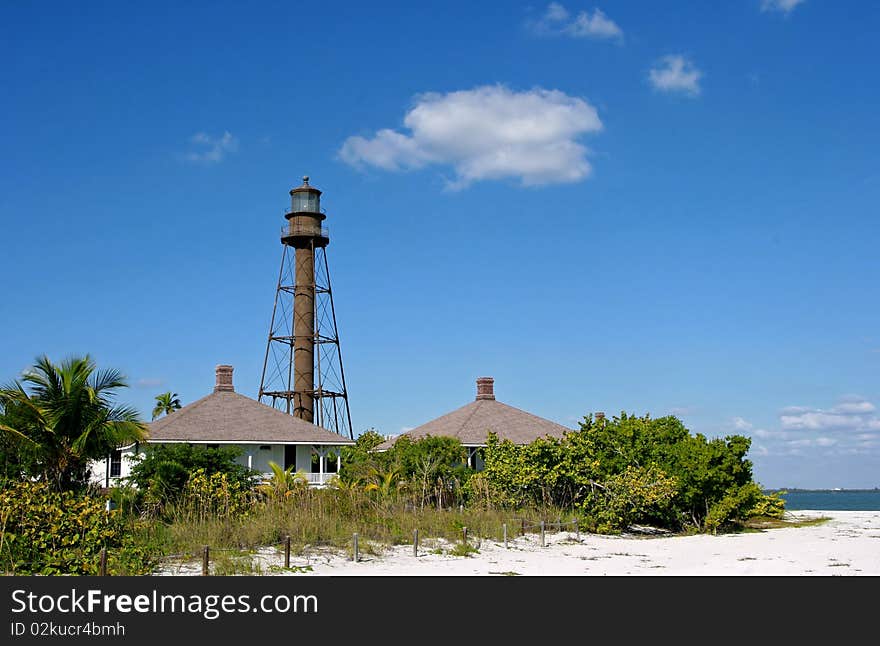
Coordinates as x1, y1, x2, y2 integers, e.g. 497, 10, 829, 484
584, 464, 679, 534
0, 481, 153, 574
748, 489, 787, 519
255, 462, 308, 502
174, 469, 253, 522
704, 483, 779, 533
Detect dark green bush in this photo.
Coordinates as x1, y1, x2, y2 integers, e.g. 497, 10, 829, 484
480, 412, 784, 533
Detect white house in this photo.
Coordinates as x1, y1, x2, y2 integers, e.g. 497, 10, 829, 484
90, 365, 354, 488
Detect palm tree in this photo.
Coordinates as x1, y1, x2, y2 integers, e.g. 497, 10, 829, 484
152, 391, 182, 420
364, 466, 402, 497
0, 354, 148, 491
256, 461, 308, 500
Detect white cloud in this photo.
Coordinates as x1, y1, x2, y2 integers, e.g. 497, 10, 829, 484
733, 395, 880, 458
780, 436, 837, 449
529, 3, 623, 40
779, 396, 880, 432
339, 85, 603, 189
833, 394, 876, 414
566, 8, 622, 39
834, 401, 876, 414
754, 428, 785, 439
760, 0, 805, 15
184, 131, 238, 163
545, 2, 569, 22
135, 378, 165, 388
339, 129, 431, 172
732, 417, 791, 440
732, 409, 876, 458
648, 55, 702, 96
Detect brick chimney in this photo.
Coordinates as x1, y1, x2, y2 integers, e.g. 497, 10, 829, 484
475, 376, 495, 401
214, 365, 234, 392
595, 412, 605, 425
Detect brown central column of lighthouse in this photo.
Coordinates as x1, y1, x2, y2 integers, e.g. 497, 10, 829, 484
283, 176, 329, 423
293, 246, 315, 421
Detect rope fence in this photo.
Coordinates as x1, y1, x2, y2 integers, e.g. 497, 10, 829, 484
3, 518, 584, 575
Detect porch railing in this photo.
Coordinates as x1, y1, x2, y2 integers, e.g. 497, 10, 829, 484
305, 472, 337, 486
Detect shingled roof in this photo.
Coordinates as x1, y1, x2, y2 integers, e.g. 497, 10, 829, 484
147, 365, 354, 446
375, 377, 571, 450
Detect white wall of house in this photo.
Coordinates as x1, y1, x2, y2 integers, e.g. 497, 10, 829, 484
235, 444, 285, 475
87, 442, 348, 487
88, 445, 140, 488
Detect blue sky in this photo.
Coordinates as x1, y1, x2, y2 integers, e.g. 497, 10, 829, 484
2, 1, 878, 489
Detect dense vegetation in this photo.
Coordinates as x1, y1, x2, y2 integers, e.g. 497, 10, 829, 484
0, 355, 147, 491
339, 431, 473, 508
127, 443, 256, 511
474, 412, 784, 533
0, 481, 154, 574
0, 353, 786, 574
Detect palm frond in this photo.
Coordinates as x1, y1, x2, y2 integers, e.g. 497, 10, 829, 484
91, 367, 128, 398
0, 422, 39, 446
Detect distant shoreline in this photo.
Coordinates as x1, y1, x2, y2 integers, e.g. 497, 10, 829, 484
764, 488, 880, 492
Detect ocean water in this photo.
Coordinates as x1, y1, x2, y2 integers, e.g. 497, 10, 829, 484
768, 489, 880, 511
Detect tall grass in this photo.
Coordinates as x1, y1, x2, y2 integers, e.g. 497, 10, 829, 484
145, 486, 577, 561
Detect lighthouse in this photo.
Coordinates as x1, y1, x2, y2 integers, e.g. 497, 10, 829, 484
258, 177, 353, 438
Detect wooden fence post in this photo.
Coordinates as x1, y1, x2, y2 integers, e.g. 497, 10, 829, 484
521, 518, 526, 536
202, 546, 209, 576
99, 548, 107, 576
503, 523, 508, 549
575, 520, 580, 542
353, 533, 359, 562
284, 535, 291, 568
462, 526, 468, 545
540, 521, 545, 547
413, 529, 419, 557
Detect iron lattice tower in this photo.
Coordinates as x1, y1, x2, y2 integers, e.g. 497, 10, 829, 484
258, 176, 353, 438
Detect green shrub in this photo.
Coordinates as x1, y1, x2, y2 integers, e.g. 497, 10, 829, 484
581, 464, 679, 534
479, 412, 784, 533
749, 489, 787, 519
128, 443, 256, 511
0, 481, 154, 574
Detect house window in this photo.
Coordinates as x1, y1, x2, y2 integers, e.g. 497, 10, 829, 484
109, 449, 122, 478
206, 444, 219, 450
259, 445, 271, 451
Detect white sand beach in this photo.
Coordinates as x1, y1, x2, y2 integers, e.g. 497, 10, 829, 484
157, 510, 880, 576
